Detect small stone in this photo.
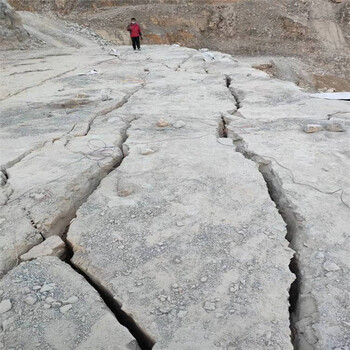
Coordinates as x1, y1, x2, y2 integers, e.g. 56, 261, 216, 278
157, 118, 169, 127
158, 295, 167, 302
176, 221, 184, 227
172, 120, 186, 129
25, 295, 37, 305
0, 299, 12, 314
118, 189, 133, 197
101, 95, 112, 101
40, 284, 53, 293
203, 301, 216, 311
62, 296, 79, 304
303, 124, 323, 133
43, 304, 51, 309
22, 287, 31, 294
177, 310, 188, 318
51, 302, 62, 308
200, 277, 208, 283
323, 261, 340, 272
315, 252, 325, 259
173, 256, 182, 264
2, 317, 14, 331
118, 245, 125, 250
21, 236, 66, 261
60, 304, 73, 314
45, 297, 56, 304
32, 286, 41, 291
158, 306, 172, 314
325, 122, 345, 132
140, 148, 156, 155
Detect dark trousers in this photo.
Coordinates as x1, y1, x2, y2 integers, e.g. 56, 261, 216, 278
131, 36, 140, 50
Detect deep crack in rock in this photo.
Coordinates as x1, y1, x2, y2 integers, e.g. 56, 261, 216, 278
64, 236, 155, 350
224, 77, 303, 349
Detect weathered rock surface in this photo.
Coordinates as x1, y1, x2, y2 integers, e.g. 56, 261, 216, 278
1, 12, 349, 350
67, 46, 294, 350
0, 257, 137, 349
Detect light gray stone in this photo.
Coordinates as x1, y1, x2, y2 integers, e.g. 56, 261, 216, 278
21, 236, 66, 262
0, 299, 12, 314
323, 261, 341, 272
303, 124, 323, 133
60, 304, 72, 314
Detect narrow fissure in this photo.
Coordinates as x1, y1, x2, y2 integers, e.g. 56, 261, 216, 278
233, 133, 301, 348
225, 75, 243, 109
224, 76, 302, 349
0, 169, 9, 186
218, 115, 228, 138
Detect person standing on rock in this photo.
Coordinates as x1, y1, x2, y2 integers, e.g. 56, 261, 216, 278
127, 18, 142, 51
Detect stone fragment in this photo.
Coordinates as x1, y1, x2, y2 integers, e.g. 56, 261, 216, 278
140, 148, 156, 155
101, 95, 112, 101
40, 284, 54, 293
51, 302, 62, 308
0, 299, 12, 314
303, 124, 323, 133
177, 310, 188, 318
117, 188, 133, 197
203, 301, 216, 311
24, 295, 37, 305
2, 316, 14, 331
172, 120, 186, 129
63, 296, 79, 304
60, 304, 73, 314
325, 122, 345, 132
20, 236, 66, 261
323, 261, 341, 272
157, 118, 169, 127
45, 297, 56, 303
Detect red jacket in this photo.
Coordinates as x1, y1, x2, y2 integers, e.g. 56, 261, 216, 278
127, 23, 142, 38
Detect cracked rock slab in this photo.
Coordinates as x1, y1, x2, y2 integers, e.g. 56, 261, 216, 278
67, 47, 294, 350
0, 256, 137, 349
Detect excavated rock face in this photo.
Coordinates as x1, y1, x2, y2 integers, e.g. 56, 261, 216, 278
0, 0, 29, 49
8, 0, 350, 80
337, 0, 350, 43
